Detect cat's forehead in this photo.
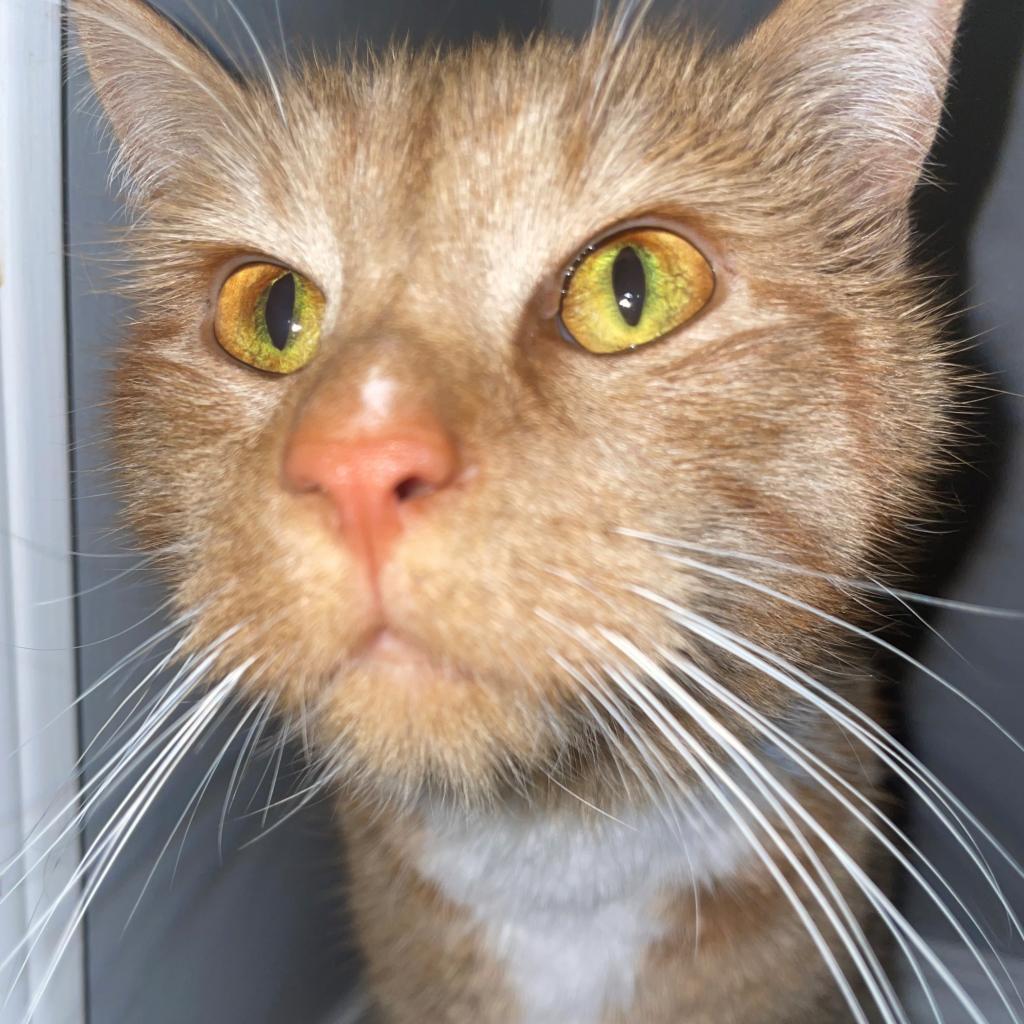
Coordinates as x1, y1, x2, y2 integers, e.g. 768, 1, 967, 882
263, 39, 729, 334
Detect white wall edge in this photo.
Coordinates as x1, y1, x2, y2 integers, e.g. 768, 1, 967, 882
0, 1, 87, 1022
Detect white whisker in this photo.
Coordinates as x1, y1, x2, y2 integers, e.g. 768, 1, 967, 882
542, 609, 885, 1023
633, 586, 1024, 934
662, 553, 1024, 756
7, 664, 248, 1023
218, 692, 275, 856
260, 719, 291, 830
542, 771, 637, 829
2, 639, 216, 891
552, 650, 710, 947
605, 636, 908, 1024
220, 0, 287, 124
126, 694, 270, 931
619, 528, 1024, 620
656, 638, 1023, 1021
33, 553, 158, 607
608, 662, 881, 1024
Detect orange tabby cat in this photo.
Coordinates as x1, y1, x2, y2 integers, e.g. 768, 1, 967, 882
63, 0, 1002, 1020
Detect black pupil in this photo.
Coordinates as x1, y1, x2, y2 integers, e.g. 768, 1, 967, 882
264, 273, 296, 351
612, 246, 645, 327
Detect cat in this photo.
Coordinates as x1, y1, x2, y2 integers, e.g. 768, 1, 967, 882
20, 0, 1020, 1021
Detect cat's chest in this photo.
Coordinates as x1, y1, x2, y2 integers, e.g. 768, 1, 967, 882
413, 799, 752, 1024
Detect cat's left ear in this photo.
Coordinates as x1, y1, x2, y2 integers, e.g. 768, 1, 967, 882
738, 0, 966, 208
70, 0, 245, 201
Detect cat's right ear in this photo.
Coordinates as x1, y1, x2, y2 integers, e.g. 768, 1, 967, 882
71, 0, 243, 201
736, 0, 966, 211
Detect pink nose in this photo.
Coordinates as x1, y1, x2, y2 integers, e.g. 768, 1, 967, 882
282, 420, 459, 580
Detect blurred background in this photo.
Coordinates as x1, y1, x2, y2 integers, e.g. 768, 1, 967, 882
22, 0, 1024, 1020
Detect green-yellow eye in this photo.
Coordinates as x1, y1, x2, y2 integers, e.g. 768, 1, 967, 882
214, 262, 324, 374
558, 228, 715, 354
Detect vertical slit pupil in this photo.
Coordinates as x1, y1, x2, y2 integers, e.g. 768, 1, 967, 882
265, 273, 296, 351
612, 246, 645, 327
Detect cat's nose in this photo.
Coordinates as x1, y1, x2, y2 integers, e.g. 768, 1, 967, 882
281, 417, 460, 578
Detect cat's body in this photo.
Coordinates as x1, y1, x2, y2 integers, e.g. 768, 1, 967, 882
62, 0, 984, 1021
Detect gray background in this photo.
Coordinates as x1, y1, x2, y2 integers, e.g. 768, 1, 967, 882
64, 1, 1024, 1022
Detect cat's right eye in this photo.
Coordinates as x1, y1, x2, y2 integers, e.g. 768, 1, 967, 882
558, 227, 715, 354
214, 262, 325, 374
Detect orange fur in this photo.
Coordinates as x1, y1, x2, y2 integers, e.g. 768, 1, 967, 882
73, 0, 967, 1019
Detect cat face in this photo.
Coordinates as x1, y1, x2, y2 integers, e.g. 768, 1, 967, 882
76, 0, 962, 805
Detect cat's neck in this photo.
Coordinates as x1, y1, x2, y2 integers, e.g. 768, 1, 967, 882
408, 794, 753, 1024
414, 793, 750, 911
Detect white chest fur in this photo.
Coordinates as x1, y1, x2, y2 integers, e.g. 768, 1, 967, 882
414, 798, 753, 1024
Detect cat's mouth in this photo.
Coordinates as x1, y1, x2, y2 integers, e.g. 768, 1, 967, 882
348, 626, 477, 687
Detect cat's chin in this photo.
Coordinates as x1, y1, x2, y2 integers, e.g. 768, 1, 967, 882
306, 620, 566, 803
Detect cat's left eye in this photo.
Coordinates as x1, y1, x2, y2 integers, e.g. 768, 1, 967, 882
558, 227, 715, 354
214, 262, 325, 374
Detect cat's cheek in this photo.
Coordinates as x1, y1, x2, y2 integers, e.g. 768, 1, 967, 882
375, 497, 690, 667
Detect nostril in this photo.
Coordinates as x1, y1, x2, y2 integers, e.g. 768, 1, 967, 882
288, 470, 322, 496
394, 476, 435, 502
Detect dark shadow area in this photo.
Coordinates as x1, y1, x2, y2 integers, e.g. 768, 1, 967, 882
909, 0, 1024, 586
167, 0, 550, 68
886, 1, 1024, 691
885, 0, 1024, 929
